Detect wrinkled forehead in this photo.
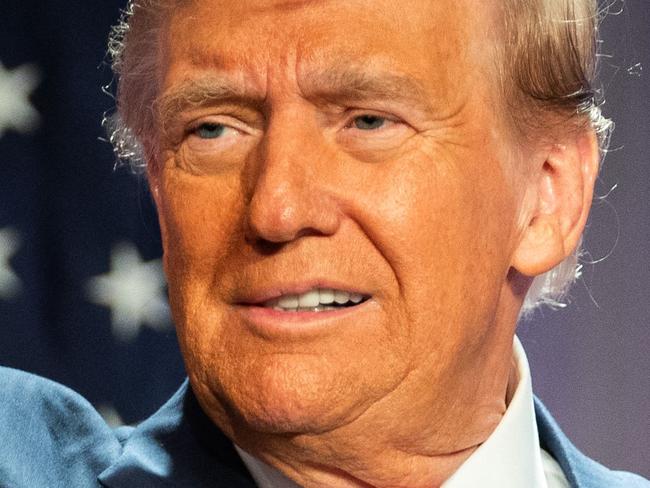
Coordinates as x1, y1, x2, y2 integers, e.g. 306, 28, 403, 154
160, 0, 501, 96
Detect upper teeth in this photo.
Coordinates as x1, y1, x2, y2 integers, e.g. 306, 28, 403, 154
264, 288, 365, 311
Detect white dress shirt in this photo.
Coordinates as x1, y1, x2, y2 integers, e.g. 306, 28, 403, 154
235, 337, 569, 487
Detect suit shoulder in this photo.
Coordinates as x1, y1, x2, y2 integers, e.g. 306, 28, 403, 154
607, 470, 650, 487
574, 450, 650, 487
0, 366, 123, 487
579, 461, 650, 488
534, 397, 649, 487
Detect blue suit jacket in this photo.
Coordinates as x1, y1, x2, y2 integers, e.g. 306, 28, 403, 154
0, 367, 647, 487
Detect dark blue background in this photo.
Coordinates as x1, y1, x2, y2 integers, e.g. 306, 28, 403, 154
0, 0, 184, 425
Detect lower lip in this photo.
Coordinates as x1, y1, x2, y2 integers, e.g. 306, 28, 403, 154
235, 300, 373, 337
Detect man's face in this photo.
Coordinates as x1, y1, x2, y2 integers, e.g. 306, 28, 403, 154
153, 0, 527, 435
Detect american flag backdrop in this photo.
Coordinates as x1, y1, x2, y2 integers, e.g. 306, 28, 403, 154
1, 0, 648, 479
0, 0, 184, 426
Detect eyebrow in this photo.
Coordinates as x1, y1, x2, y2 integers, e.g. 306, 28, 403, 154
156, 66, 434, 128
300, 66, 432, 110
156, 76, 264, 129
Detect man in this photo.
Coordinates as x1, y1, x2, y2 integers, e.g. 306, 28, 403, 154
0, 0, 647, 487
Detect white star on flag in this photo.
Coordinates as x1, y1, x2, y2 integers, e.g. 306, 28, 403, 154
0, 61, 41, 139
0, 227, 22, 300
87, 242, 171, 342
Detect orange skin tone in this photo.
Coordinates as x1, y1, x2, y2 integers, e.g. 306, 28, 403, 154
148, 1, 599, 486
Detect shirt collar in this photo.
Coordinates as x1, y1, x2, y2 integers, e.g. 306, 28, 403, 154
236, 446, 302, 488
236, 337, 549, 488
442, 336, 548, 488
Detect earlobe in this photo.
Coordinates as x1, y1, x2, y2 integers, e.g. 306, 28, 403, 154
511, 130, 599, 277
512, 213, 566, 277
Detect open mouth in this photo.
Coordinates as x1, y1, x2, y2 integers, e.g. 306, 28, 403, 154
255, 288, 371, 313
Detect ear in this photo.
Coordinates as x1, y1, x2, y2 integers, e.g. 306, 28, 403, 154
511, 130, 599, 277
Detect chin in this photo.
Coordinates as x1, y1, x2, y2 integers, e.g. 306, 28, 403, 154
235, 397, 337, 435
208, 355, 373, 436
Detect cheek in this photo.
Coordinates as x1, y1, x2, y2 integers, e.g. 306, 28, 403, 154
357, 146, 519, 356
156, 168, 243, 315
160, 168, 240, 259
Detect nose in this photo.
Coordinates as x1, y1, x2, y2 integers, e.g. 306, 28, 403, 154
244, 111, 342, 245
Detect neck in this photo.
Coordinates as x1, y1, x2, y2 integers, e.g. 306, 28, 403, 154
231, 340, 517, 488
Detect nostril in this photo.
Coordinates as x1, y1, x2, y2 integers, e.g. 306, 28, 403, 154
248, 238, 285, 255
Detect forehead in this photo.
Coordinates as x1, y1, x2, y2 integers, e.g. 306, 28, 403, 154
162, 0, 498, 96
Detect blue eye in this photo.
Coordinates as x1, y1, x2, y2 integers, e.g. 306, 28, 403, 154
353, 115, 386, 130
195, 123, 226, 139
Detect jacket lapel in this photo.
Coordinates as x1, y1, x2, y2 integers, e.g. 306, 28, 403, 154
98, 380, 256, 488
